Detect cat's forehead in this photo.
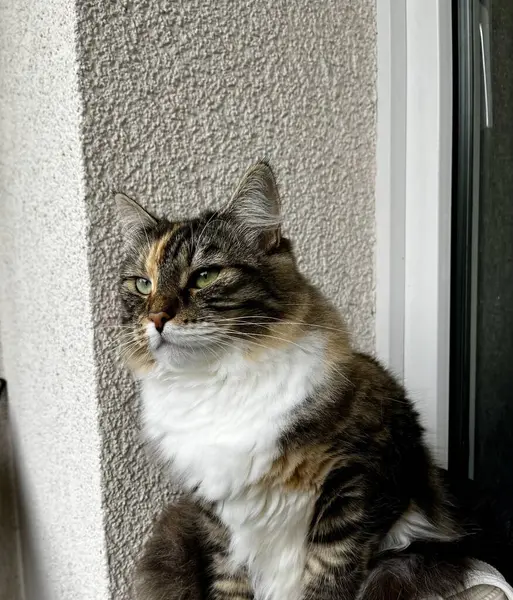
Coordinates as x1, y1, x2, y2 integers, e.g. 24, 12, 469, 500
136, 213, 252, 282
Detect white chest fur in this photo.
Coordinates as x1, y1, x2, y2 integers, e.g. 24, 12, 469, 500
141, 334, 327, 600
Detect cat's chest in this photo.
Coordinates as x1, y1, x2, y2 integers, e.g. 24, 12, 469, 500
140, 342, 325, 501
142, 378, 279, 499
141, 339, 327, 600
220, 487, 316, 600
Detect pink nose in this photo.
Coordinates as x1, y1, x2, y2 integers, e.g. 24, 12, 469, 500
149, 312, 171, 333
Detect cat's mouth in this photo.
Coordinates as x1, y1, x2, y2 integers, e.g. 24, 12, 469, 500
146, 322, 220, 351
145, 322, 232, 368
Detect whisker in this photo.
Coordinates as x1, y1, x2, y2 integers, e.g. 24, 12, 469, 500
218, 330, 309, 354
103, 338, 136, 353
211, 332, 273, 354
204, 317, 349, 336
116, 340, 147, 356
213, 330, 350, 385
122, 341, 150, 364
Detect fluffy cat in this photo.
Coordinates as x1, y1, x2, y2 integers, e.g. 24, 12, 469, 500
115, 162, 508, 600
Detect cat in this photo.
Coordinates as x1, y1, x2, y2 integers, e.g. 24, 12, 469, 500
115, 161, 507, 600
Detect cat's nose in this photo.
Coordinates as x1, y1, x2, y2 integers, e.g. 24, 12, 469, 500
149, 311, 171, 334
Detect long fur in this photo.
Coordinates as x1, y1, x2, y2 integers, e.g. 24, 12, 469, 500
115, 162, 512, 600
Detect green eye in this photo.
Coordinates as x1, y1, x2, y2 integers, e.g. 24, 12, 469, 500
135, 277, 152, 295
193, 268, 220, 289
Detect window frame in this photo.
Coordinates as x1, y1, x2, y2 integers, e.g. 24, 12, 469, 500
376, 0, 453, 466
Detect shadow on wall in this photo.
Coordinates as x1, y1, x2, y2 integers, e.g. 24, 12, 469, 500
0, 381, 22, 600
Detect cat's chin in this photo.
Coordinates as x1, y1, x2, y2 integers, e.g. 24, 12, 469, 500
145, 322, 230, 370
150, 337, 227, 372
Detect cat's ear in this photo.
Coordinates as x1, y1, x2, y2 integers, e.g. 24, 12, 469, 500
114, 192, 158, 235
226, 161, 281, 251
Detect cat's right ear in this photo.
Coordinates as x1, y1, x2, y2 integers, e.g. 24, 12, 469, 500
225, 161, 282, 251
114, 193, 158, 235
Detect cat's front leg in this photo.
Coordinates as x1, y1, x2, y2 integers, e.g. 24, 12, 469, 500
196, 505, 254, 600
134, 497, 255, 600
210, 558, 253, 600
302, 539, 371, 600
134, 497, 208, 600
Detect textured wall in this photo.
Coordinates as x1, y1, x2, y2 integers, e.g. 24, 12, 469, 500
0, 0, 376, 598
0, 0, 109, 598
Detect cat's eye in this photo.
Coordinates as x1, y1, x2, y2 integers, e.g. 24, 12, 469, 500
135, 277, 152, 295
193, 268, 220, 289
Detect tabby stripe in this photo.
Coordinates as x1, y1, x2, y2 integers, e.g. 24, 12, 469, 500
164, 227, 190, 263
306, 554, 328, 575
209, 279, 256, 298
224, 264, 282, 303
313, 465, 366, 523
228, 264, 264, 276
209, 300, 278, 313
317, 490, 365, 526
310, 518, 362, 544
322, 464, 366, 494
213, 579, 252, 599
200, 242, 220, 255
306, 551, 333, 571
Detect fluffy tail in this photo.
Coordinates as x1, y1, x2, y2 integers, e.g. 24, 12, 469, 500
360, 470, 513, 600
360, 541, 472, 600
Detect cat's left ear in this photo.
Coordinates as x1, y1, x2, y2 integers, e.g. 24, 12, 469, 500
114, 192, 158, 235
226, 161, 281, 251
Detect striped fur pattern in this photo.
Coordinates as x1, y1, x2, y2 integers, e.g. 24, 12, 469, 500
116, 162, 478, 600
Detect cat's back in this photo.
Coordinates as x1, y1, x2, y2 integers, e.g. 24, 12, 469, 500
284, 349, 443, 518
288, 349, 424, 451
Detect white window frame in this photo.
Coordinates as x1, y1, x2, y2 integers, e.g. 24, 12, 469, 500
376, 0, 453, 466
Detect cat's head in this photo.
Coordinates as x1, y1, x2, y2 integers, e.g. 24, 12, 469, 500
115, 161, 309, 373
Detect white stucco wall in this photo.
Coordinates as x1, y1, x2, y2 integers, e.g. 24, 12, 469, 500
0, 1, 376, 598
0, 1, 109, 598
